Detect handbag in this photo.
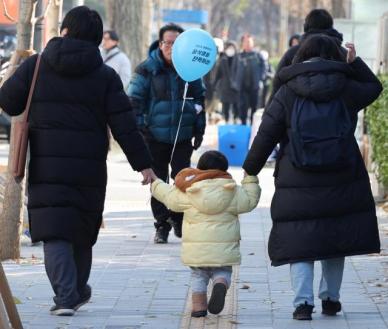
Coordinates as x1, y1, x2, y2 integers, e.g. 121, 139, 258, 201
11, 55, 41, 179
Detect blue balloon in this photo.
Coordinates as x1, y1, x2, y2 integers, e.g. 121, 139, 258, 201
172, 28, 217, 82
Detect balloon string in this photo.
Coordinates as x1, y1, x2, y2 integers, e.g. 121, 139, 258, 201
167, 81, 188, 184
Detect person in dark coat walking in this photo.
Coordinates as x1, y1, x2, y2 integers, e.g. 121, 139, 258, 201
238, 34, 265, 125
128, 24, 206, 244
214, 41, 241, 123
101, 30, 132, 90
270, 9, 344, 104
0, 6, 155, 316
258, 50, 274, 108
288, 34, 301, 48
243, 35, 382, 320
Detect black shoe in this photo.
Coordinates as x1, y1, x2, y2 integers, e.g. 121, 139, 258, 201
74, 284, 92, 311
293, 302, 314, 320
154, 227, 169, 244
191, 310, 207, 317
168, 218, 182, 238
208, 283, 227, 314
322, 298, 341, 316
50, 305, 75, 316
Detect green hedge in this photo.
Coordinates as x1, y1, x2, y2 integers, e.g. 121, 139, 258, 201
269, 57, 280, 70
365, 75, 388, 189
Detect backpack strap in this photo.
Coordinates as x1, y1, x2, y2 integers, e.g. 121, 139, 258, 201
23, 55, 41, 123
103, 49, 121, 64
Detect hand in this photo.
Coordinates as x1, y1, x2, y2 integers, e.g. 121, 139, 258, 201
193, 136, 203, 150
141, 168, 157, 185
345, 42, 356, 63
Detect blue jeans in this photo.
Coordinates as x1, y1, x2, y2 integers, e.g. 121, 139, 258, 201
190, 266, 232, 293
290, 258, 345, 307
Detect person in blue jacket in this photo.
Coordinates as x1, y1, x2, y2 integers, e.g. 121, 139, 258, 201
128, 23, 206, 244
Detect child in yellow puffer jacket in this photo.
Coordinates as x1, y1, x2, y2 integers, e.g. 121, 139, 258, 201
151, 150, 261, 317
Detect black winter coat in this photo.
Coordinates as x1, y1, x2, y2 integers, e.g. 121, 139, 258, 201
214, 54, 240, 104
243, 57, 382, 266
238, 51, 266, 92
270, 28, 344, 104
0, 37, 152, 246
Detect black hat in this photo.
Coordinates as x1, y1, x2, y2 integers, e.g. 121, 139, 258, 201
104, 30, 119, 41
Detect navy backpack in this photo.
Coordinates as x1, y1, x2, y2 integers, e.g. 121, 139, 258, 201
289, 96, 355, 171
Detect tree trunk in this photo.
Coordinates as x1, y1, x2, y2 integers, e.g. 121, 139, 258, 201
311, 0, 318, 8
297, 0, 304, 33
278, 0, 289, 56
46, 0, 63, 42
209, 1, 228, 37
155, 0, 164, 33
105, 0, 153, 68
331, 0, 345, 18
262, 0, 274, 56
0, 0, 37, 261
34, 0, 44, 52
104, 0, 112, 26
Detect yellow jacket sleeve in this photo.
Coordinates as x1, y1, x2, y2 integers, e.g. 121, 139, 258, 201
151, 179, 191, 212
235, 176, 261, 214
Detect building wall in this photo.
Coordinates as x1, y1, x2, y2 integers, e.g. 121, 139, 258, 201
352, 0, 388, 21
334, 0, 388, 72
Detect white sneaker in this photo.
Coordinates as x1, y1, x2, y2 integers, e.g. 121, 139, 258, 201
50, 305, 75, 316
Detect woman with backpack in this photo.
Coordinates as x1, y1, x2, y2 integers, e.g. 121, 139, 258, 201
243, 34, 382, 320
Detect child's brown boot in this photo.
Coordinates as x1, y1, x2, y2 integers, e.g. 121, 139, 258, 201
191, 292, 207, 317
208, 278, 227, 314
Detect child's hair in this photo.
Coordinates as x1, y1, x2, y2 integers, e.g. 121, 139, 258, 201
197, 151, 229, 171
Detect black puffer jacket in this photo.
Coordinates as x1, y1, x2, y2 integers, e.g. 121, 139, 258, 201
243, 57, 382, 266
0, 37, 152, 246
214, 53, 241, 104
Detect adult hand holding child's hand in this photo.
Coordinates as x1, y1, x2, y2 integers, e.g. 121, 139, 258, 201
345, 42, 356, 63
141, 168, 157, 185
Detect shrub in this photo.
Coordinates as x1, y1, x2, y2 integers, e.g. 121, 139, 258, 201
269, 57, 280, 70
365, 75, 388, 189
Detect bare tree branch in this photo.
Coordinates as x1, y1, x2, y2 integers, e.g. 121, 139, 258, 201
33, 0, 53, 24
2, 0, 17, 23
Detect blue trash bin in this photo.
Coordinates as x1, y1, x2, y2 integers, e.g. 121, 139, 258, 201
218, 125, 251, 166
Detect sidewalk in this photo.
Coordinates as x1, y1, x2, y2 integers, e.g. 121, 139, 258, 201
2, 148, 388, 329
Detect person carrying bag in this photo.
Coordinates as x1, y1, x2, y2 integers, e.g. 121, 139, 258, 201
0, 6, 155, 316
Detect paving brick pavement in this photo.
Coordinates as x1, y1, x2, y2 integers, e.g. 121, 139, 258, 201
1, 147, 388, 329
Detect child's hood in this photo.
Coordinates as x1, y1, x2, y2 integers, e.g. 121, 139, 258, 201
175, 168, 237, 215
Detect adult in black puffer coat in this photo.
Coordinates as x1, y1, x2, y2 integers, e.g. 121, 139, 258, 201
214, 41, 241, 122
269, 9, 345, 105
0, 7, 154, 315
243, 35, 382, 319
